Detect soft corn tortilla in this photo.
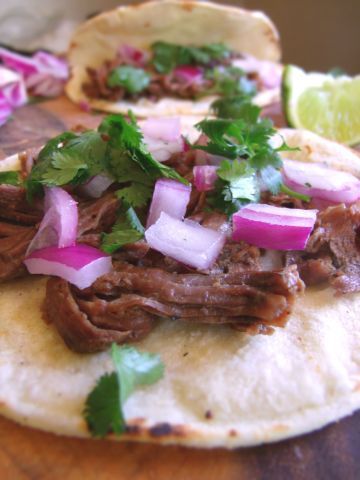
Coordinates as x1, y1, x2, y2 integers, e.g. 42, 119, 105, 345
1, 129, 360, 448
65, 0, 282, 117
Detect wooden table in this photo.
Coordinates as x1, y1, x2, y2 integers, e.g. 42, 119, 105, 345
1, 98, 359, 480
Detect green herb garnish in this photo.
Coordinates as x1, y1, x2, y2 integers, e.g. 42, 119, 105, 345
204, 66, 256, 98
84, 344, 164, 437
102, 203, 145, 254
107, 66, 151, 94
0, 171, 22, 186
194, 99, 305, 213
151, 41, 231, 73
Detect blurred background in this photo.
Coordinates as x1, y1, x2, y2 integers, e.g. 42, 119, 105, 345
0, 0, 359, 73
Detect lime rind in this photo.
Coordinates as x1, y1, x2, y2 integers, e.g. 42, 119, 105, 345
282, 65, 360, 146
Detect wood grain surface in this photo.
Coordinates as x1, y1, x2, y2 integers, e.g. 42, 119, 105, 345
1, 97, 359, 480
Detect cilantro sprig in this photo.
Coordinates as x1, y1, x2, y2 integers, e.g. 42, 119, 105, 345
102, 203, 145, 254
151, 41, 231, 73
84, 344, 164, 437
193, 98, 308, 214
203, 66, 256, 98
26, 112, 186, 206
0, 171, 22, 186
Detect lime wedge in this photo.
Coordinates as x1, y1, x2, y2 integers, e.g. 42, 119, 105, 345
282, 65, 360, 146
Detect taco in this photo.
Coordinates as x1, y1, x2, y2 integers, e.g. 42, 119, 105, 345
0, 111, 360, 448
65, 0, 282, 117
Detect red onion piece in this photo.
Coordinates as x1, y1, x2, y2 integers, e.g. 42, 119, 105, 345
80, 174, 114, 198
33, 51, 68, 79
140, 117, 184, 162
27, 187, 78, 254
0, 48, 38, 77
141, 117, 181, 142
118, 44, 148, 66
145, 212, 226, 270
0, 67, 27, 108
24, 244, 112, 289
232, 203, 317, 250
193, 165, 218, 191
173, 65, 203, 84
146, 179, 191, 228
0, 47, 68, 98
283, 159, 360, 204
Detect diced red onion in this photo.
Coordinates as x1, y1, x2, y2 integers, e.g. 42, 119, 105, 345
24, 244, 112, 289
232, 203, 318, 251
118, 44, 148, 67
144, 135, 185, 162
27, 187, 78, 254
141, 117, 181, 142
193, 165, 218, 191
283, 159, 360, 204
145, 212, 226, 270
140, 117, 184, 162
80, 174, 114, 198
146, 179, 191, 228
173, 65, 203, 84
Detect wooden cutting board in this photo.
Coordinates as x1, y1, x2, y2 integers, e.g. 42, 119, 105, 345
1, 97, 359, 480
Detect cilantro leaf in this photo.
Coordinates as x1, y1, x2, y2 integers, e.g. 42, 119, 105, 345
112, 344, 164, 404
116, 183, 153, 208
209, 160, 259, 214
84, 344, 164, 437
99, 113, 187, 184
102, 204, 145, 254
26, 130, 107, 196
41, 150, 88, 185
83, 372, 124, 437
0, 171, 21, 186
107, 66, 151, 94
211, 96, 260, 120
204, 66, 256, 98
151, 41, 231, 73
193, 99, 306, 213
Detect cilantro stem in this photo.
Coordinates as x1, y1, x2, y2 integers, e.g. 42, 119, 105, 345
280, 184, 311, 202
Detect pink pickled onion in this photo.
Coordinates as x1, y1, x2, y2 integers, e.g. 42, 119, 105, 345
24, 244, 112, 289
173, 65, 203, 84
232, 203, 318, 250
146, 179, 191, 228
27, 187, 78, 254
193, 165, 218, 192
80, 174, 114, 198
283, 159, 360, 205
145, 212, 226, 270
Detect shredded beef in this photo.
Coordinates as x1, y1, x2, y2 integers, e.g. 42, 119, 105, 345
45, 278, 154, 353
44, 261, 304, 353
286, 202, 360, 293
